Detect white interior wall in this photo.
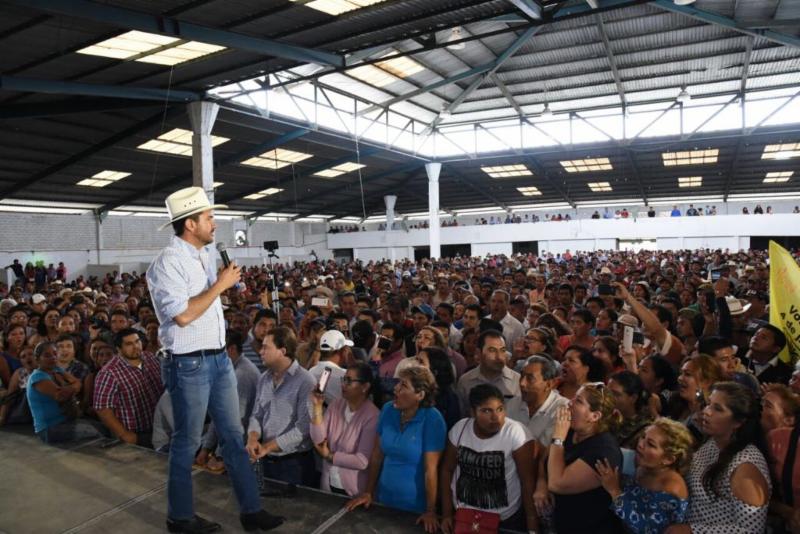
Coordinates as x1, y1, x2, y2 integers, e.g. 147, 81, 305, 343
0, 212, 327, 283
331, 214, 800, 259
1, 210, 797, 286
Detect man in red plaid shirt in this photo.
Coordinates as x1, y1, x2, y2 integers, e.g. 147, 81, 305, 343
93, 327, 163, 446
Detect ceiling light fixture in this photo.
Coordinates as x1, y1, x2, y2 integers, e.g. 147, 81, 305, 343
673, 0, 697, 5
541, 103, 553, 118
446, 27, 466, 51
677, 86, 691, 104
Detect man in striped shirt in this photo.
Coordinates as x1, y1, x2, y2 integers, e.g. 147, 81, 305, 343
94, 328, 162, 447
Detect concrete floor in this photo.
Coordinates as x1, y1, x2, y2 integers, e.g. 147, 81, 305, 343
0, 428, 420, 534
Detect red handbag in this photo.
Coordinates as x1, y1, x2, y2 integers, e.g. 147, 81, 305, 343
453, 508, 501, 534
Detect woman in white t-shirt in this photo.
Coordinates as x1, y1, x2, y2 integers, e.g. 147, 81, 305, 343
439, 384, 538, 533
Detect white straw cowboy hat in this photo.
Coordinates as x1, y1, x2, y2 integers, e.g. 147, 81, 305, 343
159, 186, 226, 230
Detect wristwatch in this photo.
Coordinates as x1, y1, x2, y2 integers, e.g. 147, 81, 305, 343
551, 437, 565, 447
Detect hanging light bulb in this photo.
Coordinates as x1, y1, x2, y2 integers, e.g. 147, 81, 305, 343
677, 87, 691, 104
446, 27, 466, 51
439, 103, 452, 118
541, 103, 553, 118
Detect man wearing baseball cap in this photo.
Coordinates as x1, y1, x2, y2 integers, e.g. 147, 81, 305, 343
147, 187, 283, 533
308, 330, 353, 403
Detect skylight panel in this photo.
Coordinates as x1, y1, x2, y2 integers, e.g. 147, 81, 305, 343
517, 186, 542, 196
588, 182, 613, 192
678, 176, 703, 188
76, 170, 131, 188
662, 149, 719, 166
294, 0, 387, 17
137, 41, 226, 66
481, 164, 533, 178
349, 52, 425, 88
313, 161, 366, 178
76, 31, 224, 65
764, 171, 794, 183
138, 128, 229, 156
241, 148, 313, 169
560, 158, 613, 173
762, 143, 800, 160
243, 188, 284, 200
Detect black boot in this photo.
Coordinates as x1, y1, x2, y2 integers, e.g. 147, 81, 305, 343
240, 510, 285, 532
166, 515, 221, 534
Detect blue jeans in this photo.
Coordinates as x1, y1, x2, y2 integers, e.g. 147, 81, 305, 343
164, 352, 261, 520
260, 450, 317, 487
38, 419, 106, 444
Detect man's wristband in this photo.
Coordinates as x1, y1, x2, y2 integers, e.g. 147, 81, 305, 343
551, 437, 565, 447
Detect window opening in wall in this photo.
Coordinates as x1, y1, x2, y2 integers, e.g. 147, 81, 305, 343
619, 239, 657, 252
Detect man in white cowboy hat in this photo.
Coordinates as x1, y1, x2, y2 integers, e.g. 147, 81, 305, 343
147, 187, 284, 533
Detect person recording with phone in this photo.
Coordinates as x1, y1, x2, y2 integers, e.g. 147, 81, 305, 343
308, 330, 352, 403
613, 282, 685, 369
369, 322, 405, 401
310, 361, 380, 497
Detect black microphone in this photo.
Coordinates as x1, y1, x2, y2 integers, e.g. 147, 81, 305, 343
216, 243, 241, 290
216, 242, 232, 268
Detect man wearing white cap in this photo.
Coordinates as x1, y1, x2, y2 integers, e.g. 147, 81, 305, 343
147, 187, 283, 534
308, 330, 353, 403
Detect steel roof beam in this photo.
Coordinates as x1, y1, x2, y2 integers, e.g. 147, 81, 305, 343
222, 147, 382, 206
445, 167, 510, 211
424, 25, 548, 134
13, 0, 345, 67
740, 36, 754, 97
0, 107, 182, 200
595, 13, 626, 109
0, 98, 162, 119
506, 0, 542, 20
0, 76, 202, 102
523, 156, 576, 208
652, 0, 800, 49
338, 169, 430, 219
97, 128, 311, 214
248, 162, 425, 220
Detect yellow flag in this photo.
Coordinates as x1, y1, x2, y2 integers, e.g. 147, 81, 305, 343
769, 241, 800, 363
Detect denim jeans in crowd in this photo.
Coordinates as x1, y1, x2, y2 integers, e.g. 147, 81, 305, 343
38, 419, 106, 444
164, 352, 261, 520
260, 449, 317, 487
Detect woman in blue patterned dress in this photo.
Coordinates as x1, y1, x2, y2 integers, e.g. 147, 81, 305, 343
595, 418, 694, 533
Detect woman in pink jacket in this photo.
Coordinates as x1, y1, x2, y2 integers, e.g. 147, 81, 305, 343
310, 361, 380, 496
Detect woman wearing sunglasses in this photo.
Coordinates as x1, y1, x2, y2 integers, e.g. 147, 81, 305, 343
547, 382, 623, 533
310, 362, 380, 497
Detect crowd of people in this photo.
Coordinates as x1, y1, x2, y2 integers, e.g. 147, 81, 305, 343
330, 205, 800, 235
2, 246, 800, 533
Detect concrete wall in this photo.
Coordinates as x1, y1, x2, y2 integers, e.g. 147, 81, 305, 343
0, 212, 329, 285
328, 214, 800, 258
2, 210, 799, 285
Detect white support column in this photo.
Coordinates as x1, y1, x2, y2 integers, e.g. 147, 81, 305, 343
384, 195, 397, 263
95, 217, 103, 264
426, 162, 442, 260
187, 101, 220, 202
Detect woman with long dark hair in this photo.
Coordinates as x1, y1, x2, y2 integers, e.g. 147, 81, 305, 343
310, 362, 380, 497
638, 355, 678, 416
416, 346, 460, 430
548, 382, 623, 533
608, 371, 654, 449
559, 346, 607, 400
665, 382, 771, 534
